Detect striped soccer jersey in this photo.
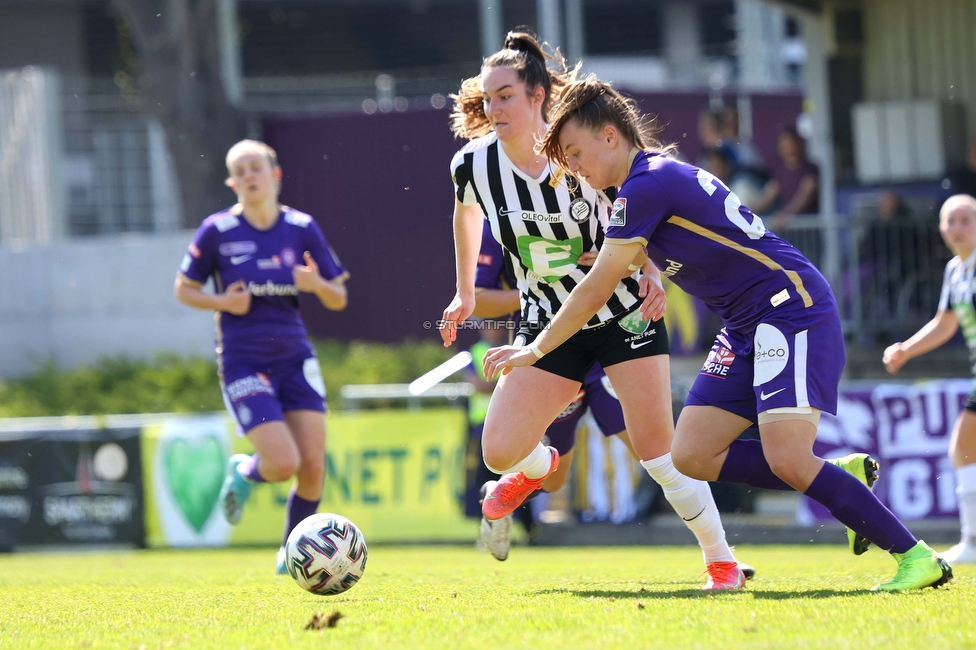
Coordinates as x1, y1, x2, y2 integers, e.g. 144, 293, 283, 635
939, 248, 976, 373
451, 132, 641, 327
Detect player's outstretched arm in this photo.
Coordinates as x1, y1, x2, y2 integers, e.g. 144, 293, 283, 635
883, 309, 959, 374
441, 200, 484, 346
483, 240, 643, 380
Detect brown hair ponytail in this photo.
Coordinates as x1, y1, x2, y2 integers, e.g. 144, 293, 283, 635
540, 76, 673, 174
449, 30, 579, 140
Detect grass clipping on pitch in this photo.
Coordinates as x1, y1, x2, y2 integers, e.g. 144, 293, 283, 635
1, 545, 973, 649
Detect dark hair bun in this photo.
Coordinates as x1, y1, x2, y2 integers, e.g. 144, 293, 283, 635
503, 30, 545, 63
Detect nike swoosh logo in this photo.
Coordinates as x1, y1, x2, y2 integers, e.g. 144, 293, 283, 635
630, 339, 655, 349
230, 255, 252, 265
682, 506, 706, 522
760, 388, 786, 400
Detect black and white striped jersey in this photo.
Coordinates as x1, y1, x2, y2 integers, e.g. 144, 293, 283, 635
451, 132, 641, 327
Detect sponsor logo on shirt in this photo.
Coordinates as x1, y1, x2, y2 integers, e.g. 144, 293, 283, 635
214, 214, 241, 232
569, 197, 592, 223
257, 256, 282, 270
499, 207, 563, 223
230, 255, 252, 266
284, 211, 312, 227
701, 344, 736, 378
281, 248, 297, 267
219, 241, 258, 257
247, 280, 299, 296
662, 259, 683, 278
753, 323, 790, 386
225, 373, 275, 401
609, 198, 627, 227
478, 253, 493, 266
188, 243, 201, 259
180, 254, 192, 272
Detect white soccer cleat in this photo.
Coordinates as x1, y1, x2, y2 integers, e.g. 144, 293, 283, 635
480, 515, 512, 561
940, 541, 976, 564
478, 480, 512, 561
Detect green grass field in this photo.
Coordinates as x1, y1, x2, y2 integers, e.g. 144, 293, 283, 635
2, 544, 973, 649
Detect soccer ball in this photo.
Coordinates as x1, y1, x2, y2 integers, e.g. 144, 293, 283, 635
284, 513, 368, 595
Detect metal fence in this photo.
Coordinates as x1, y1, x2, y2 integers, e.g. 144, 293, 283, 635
776, 212, 949, 346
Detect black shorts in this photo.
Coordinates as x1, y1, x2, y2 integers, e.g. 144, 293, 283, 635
516, 308, 669, 383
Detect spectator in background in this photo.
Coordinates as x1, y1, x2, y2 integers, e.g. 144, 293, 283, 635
858, 191, 916, 336
696, 109, 738, 169
946, 136, 976, 198
753, 127, 820, 227
859, 191, 913, 268
701, 147, 764, 213
720, 105, 766, 174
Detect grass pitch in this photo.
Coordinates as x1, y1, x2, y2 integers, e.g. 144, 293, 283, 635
2, 544, 973, 649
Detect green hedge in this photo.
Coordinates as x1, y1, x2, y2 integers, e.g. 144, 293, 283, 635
0, 340, 457, 417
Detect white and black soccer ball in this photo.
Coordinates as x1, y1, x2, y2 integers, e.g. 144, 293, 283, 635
284, 513, 368, 596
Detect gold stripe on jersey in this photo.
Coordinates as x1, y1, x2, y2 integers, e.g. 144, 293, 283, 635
177, 272, 205, 288
666, 215, 813, 307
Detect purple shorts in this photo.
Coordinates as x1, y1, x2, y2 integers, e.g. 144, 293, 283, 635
220, 353, 327, 436
543, 364, 628, 455
685, 292, 845, 423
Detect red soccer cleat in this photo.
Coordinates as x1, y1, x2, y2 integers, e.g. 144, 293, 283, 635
702, 561, 746, 591
481, 447, 559, 521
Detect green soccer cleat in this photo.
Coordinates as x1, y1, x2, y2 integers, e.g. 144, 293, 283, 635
826, 453, 879, 555
872, 541, 953, 592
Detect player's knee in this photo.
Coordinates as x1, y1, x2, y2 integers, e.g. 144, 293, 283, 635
763, 449, 803, 486
483, 449, 515, 475
671, 445, 705, 480
262, 453, 301, 481
298, 455, 325, 485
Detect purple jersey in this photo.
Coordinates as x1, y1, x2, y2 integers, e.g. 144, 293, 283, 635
178, 205, 348, 362
605, 152, 830, 330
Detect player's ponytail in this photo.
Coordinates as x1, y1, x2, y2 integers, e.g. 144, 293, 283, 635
540, 76, 674, 175
450, 29, 579, 140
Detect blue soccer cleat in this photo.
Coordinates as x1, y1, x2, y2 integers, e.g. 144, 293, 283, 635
275, 546, 288, 575
218, 453, 254, 525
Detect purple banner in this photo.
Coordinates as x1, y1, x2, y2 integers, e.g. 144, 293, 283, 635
799, 379, 970, 523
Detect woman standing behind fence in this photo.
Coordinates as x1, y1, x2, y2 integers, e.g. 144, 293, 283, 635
174, 139, 349, 573
884, 194, 976, 565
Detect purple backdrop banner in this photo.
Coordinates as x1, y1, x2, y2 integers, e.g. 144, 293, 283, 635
799, 379, 970, 524
260, 91, 802, 346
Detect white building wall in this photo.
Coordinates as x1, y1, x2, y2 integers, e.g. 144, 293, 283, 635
863, 0, 976, 137
0, 232, 215, 378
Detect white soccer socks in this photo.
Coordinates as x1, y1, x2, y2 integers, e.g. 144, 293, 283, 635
956, 463, 976, 544
640, 452, 736, 564
485, 442, 553, 478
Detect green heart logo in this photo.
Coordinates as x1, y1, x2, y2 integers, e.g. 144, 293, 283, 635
163, 436, 226, 533
618, 309, 651, 335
